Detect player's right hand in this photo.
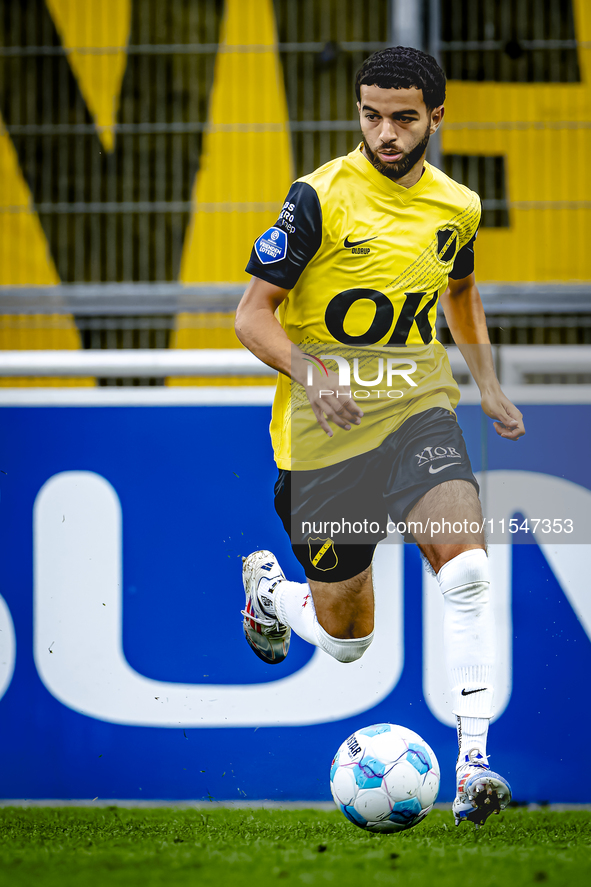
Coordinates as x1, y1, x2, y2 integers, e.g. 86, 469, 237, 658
305, 370, 364, 437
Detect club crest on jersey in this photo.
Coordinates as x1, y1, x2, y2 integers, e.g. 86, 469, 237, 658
308, 537, 338, 571
254, 227, 287, 264
436, 228, 459, 264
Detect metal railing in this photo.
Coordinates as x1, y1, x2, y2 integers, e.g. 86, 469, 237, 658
1, 283, 590, 315
0, 345, 590, 385
0, 348, 272, 378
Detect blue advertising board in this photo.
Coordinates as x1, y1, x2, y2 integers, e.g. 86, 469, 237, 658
0, 389, 590, 803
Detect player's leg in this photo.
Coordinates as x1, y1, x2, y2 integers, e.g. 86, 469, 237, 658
407, 480, 511, 826
274, 567, 374, 644
306, 570, 374, 639
382, 408, 494, 777
380, 407, 509, 827
242, 455, 382, 665
242, 549, 375, 665
408, 480, 493, 759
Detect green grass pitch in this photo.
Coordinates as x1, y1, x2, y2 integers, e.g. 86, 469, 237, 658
0, 807, 589, 887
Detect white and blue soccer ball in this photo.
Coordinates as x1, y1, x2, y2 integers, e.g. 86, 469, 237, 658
330, 723, 440, 833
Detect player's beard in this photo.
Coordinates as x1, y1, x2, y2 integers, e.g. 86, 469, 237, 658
363, 122, 431, 181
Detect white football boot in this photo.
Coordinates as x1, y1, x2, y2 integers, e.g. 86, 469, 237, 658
241, 550, 291, 665
453, 748, 512, 828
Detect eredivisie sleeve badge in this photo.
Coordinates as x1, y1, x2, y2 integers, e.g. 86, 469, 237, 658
254, 227, 288, 264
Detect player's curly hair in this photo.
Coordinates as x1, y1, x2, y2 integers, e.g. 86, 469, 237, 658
355, 46, 446, 110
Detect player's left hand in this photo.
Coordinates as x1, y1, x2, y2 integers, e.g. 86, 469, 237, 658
481, 390, 525, 441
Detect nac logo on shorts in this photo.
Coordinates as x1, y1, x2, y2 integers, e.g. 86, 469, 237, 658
308, 537, 338, 571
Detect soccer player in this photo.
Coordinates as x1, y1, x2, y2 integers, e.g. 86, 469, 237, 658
235, 46, 525, 828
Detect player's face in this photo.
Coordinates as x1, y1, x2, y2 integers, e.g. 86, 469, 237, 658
357, 84, 442, 181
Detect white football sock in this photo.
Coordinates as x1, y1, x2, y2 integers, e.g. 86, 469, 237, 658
269, 579, 373, 663
437, 549, 495, 763
456, 716, 489, 761
262, 578, 317, 644
314, 623, 374, 663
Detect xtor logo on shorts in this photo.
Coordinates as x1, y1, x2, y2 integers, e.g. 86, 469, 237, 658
436, 228, 459, 264
308, 537, 338, 571
415, 446, 462, 472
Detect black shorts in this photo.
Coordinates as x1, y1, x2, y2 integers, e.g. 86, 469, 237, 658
274, 407, 478, 582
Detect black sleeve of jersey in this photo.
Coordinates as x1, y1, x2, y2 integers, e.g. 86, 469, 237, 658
245, 181, 322, 289
449, 233, 476, 280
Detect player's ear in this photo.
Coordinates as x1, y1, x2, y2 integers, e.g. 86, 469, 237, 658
430, 105, 444, 134
356, 101, 361, 114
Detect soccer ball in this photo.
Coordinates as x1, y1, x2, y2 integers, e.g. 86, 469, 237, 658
330, 723, 440, 833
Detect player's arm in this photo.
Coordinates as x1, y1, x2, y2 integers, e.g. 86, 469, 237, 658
235, 278, 363, 436
440, 271, 525, 441
235, 180, 363, 436
234, 277, 317, 397
235, 277, 292, 377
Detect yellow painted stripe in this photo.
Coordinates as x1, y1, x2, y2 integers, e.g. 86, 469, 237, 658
179, 0, 293, 283
0, 113, 59, 285
45, 0, 131, 152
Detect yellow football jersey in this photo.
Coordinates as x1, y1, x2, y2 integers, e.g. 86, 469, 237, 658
246, 145, 481, 470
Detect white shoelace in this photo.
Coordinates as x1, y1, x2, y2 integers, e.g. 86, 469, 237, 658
240, 608, 276, 627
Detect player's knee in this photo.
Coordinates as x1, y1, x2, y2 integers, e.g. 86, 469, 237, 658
314, 623, 374, 662
314, 602, 375, 642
